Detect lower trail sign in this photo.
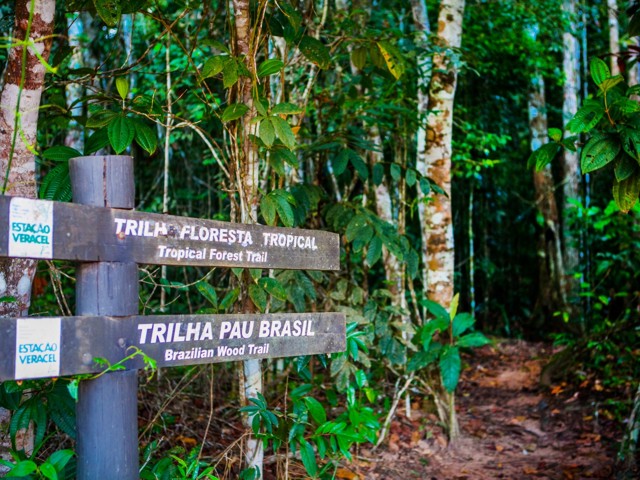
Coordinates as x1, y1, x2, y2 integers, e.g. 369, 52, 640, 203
0, 312, 345, 381
0, 155, 345, 479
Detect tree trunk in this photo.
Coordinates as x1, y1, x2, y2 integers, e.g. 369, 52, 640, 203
421, 0, 465, 442
0, 0, 56, 466
529, 73, 567, 318
410, 0, 432, 309
423, 0, 464, 311
65, 14, 85, 152
560, 0, 581, 311
232, 0, 263, 475
608, 0, 620, 75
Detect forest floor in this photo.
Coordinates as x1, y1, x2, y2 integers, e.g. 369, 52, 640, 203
351, 340, 621, 480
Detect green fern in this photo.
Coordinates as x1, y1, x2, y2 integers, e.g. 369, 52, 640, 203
40, 164, 72, 202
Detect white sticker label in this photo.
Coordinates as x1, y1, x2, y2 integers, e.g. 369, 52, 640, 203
15, 318, 61, 380
9, 198, 54, 259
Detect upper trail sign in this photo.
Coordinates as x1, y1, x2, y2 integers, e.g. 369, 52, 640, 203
0, 195, 340, 271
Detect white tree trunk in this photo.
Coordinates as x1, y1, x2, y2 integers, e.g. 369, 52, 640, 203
561, 0, 581, 307
608, 0, 620, 75
0, 0, 56, 467
422, 0, 464, 311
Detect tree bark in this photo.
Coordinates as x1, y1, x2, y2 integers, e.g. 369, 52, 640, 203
410, 0, 432, 308
529, 73, 567, 317
423, 0, 464, 311
0, 0, 56, 467
232, 0, 263, 475
560, 0, 581, 309
608, 0, 620, 75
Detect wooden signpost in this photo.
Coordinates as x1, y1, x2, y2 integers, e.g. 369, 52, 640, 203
0, 155, 345, 479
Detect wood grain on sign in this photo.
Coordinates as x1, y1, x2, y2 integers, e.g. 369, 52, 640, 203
0, 312, 346, 380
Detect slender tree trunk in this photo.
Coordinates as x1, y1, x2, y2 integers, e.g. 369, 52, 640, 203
232, 0, 263, 475
608, 0, 620, 75
65, 14, 85, 151
423, 0, 464, 311
0, 0, 56, 466
561, 0, 581, 311
410, 0, 432, 310
529, 73, 567, 318
421, 0, 465, 443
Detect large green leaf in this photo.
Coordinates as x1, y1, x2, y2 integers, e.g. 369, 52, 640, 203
299, 439, 318, 477
196, 281, 218, 308
581, 135, 620, 173
259, 118, 275, 147
303, 396, 327, 424
614, 154, 637, 182
271, 102, 303, 115
527, 142, 561, 171
271, 116, 296, 149
202, 56, 227, 79
260, 195, 277, 225
221, 103, 249, 122
439, 345, 461, 393
107, 115, 135, 154
222, 58, 239, 88
84, 127, 110, 154
332, 149, 349, 175
299, 35, 331, 69
115, 76, 129, 100
566, 100, 605, 134
590, 57, 610, 86
248, 284, 267, 312
349, 149, 368, 179
457, 332, 491, 348
41, 146, 82, 162
257, 58, 284, 77
366, 235, 382, 266
93, 0, 121, 27
452, 312, 475, 338
133, 120, 158, 154
613, 173, 640, 213
351, 46, 368, 70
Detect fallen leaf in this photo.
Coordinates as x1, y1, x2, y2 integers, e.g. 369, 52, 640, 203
495, 444, 504, 452
176, 435, 197, 447
335, 468, 359, 479
523, 466, 538, 474
551, 385, 564, 395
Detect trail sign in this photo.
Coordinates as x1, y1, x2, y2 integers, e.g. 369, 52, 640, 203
0, 195, 340, 271
0, 312, 346, 381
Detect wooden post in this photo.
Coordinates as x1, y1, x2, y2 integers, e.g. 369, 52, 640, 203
70, 156, 139, 479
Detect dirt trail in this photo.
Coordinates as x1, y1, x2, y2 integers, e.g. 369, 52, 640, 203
354, 340, 618, 480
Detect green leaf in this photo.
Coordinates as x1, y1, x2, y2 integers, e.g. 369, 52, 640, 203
372, 163, 384, 185
349, 150, 368, 179
299, 440, 318, 477
84, 127, 110, 154
47, 449, 74, 471
406, 168, 417, 187
599, 74, 624, 93
41, 146, 82, 162
248, 284, 267, 312
457, 332, 491, 348
39, 163, 71, 202
614, 154, 637, 182
440, 346, 461, 393
271, 102, 303, 115
254, 95, 269, 116
133, 121, 158, 154
377, 41, 405, 80
259, 118, 276, 147
420, 299, 449, 321
419, 177, 430, 195
406, 248, 418, 279
221, 103, 249, 122
196, 281, 218, 308
115, 76, 129, 100
258, 277, 287, 301
222, 58, 239, 88
86, 109, 118, 129
613, 173, 640, 213
548, 128, 562, 142
260, 195, 277, 225
527, 142, 561, 170
366, 235, 382, 266
40, 462, 58, 480
590, 57, 610, 86
303, 397, 327, 424
452, 312, 475, 337
93, 0, 121, 27
332, 149, 349, 175
202, 56, 227, 79
274, 191, 295, 227
8, 460, 38, 476
271, 116, 296, 149
351, 46, 367, 70
299, 35, 331, 69
449, 293, 459, 320
581, 136, 620, 173
257, 59, 284, 77
108, 115, 135, 154
566, 100, 605, 134
345, 214, 368, 242
390, 163, 401, 181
